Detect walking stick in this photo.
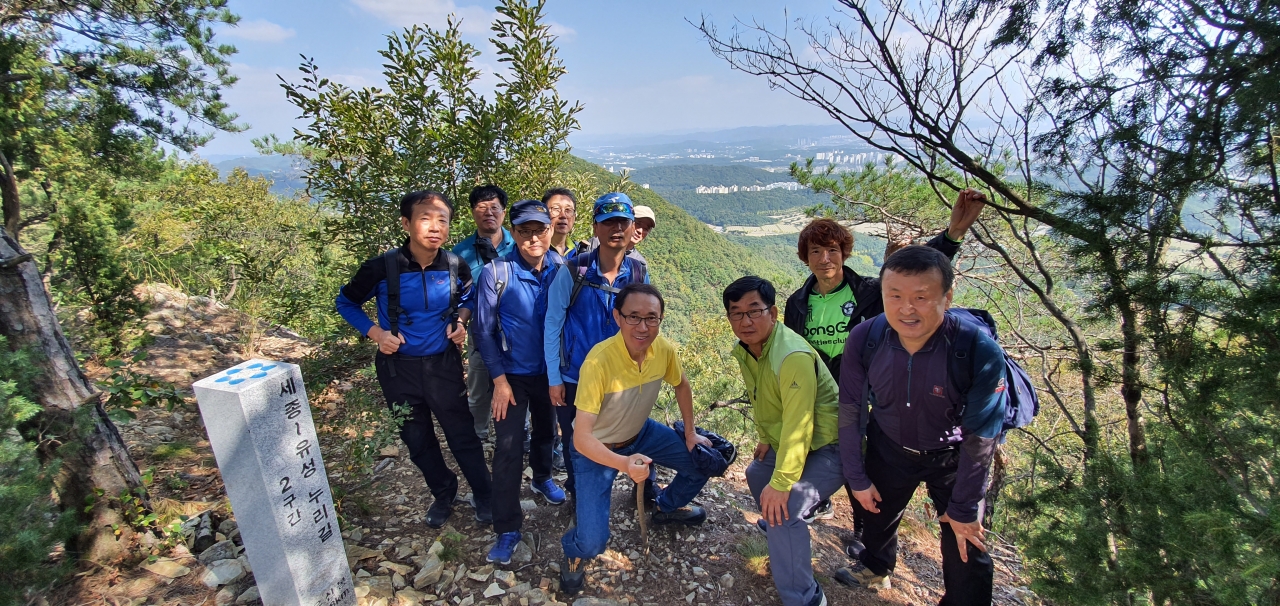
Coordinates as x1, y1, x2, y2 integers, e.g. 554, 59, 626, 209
633, 457, 649, 557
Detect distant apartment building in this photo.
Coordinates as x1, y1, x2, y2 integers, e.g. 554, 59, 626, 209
694, 182, 805, 194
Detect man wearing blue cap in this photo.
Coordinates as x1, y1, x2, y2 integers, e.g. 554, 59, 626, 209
543, 192, 652, 501
475, 199, 567, 565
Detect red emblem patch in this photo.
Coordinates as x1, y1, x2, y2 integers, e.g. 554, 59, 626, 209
931, 385, 945, 398
994, 378, 1007, 394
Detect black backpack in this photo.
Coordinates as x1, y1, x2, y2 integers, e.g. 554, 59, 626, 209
380, 247, 462, 375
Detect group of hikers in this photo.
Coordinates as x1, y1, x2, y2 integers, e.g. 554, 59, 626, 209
336, 182, 1015, 606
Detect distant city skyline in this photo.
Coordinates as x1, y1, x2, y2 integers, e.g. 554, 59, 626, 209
199, 0, 838, 157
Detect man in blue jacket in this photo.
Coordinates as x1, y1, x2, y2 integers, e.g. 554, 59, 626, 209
453, 185, 516, 441
336, 190, 493, 529
474, 200, 568, 565
543, 193, 649, 499
838, 245, 1004, 603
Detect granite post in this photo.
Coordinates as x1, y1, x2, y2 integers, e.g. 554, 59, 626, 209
194, 359, 354, 606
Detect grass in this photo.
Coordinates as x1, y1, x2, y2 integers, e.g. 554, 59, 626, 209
150, 440, 195, 462
734, 533, 770, 576
438, 531, 466, 562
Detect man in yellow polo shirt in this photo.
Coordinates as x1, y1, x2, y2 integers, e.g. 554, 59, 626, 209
725, 276, 843, 606
559, 283, 712, 596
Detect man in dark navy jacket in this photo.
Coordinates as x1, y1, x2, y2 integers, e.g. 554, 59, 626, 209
838, 245, 1005, 604
336, 190, 493, 529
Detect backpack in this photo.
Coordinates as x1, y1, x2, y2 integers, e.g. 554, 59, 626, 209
381, 248, 462, 376
563, 250, 648, 307
491, 259, 512, 352
556, 250, 649, 363
859, 308, 1038, 437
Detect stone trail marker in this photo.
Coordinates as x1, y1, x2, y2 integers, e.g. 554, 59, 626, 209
194, 359, 354, 606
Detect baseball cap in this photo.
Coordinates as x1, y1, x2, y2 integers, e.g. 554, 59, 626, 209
633, 205, 656, 226
593, 192, 635, 223
509, 199, 551, 225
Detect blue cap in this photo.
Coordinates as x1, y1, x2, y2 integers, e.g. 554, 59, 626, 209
593, 192, 635, 222
509, 199, 551, 225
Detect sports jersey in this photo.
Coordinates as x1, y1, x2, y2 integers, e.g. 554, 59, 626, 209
804, 283, 857, 360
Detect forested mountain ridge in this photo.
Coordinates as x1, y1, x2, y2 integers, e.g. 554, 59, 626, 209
563, 157, 805, 338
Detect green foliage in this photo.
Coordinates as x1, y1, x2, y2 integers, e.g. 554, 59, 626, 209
0, 336, 78, 603
99, 352, 185, 423
122, 162, 351, 338
52, 191, 147, 354
660, 189, 827, 227
271, 0, 581, 261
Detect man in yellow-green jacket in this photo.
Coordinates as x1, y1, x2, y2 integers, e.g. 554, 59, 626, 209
725, 276, 844, 606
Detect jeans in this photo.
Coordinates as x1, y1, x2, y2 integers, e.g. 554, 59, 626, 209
375, 349, 492, 505
465, 336, 494, 439
555, 382, 579, 496
492, 373, 556, 534
859, 422, 993, 605
746, 445, 845, 606
561, 418, 709, 560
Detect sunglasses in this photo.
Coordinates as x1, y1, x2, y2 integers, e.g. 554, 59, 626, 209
594, 202, 632, 216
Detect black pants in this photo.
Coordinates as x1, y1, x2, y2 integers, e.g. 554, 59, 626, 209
493, 373, 557, 533
375, 350, 492, 506
556, 382, 579, 496
859, 422, 993, 606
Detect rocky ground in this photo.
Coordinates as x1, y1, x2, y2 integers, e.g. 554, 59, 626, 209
42, 284, 1037, 606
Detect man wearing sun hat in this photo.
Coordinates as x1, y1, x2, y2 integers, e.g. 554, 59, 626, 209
543, 193, 653, 502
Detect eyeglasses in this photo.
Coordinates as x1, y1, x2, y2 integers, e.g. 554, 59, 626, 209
621, 314, 663, 327
594, 202, 632, 217
727, 307, 770, 322
474, 204, 504, 216
549, 206, 575, 217
515, 225, 550, 237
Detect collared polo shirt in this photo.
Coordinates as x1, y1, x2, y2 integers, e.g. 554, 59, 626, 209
575, 333, 683, 443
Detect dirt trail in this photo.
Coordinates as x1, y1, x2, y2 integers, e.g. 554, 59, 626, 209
46, 284, 1034, 606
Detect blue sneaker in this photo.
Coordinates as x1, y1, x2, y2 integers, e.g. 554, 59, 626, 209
486, 531, 521, 565
530, 478, 566, 505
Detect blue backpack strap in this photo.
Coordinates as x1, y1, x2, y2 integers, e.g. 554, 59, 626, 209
859, 314, 891, 435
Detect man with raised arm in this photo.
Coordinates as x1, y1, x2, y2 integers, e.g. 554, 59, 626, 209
558, 283, 711, 597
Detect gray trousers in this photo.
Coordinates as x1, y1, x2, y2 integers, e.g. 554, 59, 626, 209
746, 444, 845, 606
464, 336, 493, 439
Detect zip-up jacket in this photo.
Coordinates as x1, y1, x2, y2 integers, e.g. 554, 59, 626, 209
731, 322, 840, 492
837, 313, 1006, 523
475, 250, 557, 378
335, 244, 474, 358
783, 231, 961, 379
543, 251, 649, 385
453, 228, 516, 278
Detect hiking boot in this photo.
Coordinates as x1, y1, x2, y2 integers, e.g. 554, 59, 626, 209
652, 504, 707, 527
843, 536, 866, 559
486, 531, 521, 565
425, 498, 453, 529
531, 478, 566, 505
756, 518, 769, 534
834, 562, 891, 590
805, 498, 835, 522
469, 494, 493, 525
560, 556, 586, 596
806, 584, 828, 606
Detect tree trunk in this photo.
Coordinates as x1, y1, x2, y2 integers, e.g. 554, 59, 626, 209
0, 230, 146, 563
0, 148, 20, 240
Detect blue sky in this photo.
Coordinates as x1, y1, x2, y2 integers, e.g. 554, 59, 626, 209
202, 0, 836, 157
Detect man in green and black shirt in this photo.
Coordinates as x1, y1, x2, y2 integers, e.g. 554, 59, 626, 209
781, 188, 986, 554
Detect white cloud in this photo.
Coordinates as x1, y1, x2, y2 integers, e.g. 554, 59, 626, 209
219, 19, 296, 43
548, 21, 576, 41
352, 0, 494, 34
